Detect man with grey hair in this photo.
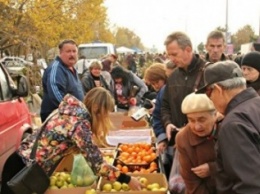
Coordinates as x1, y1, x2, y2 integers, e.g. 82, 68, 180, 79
162, 31, 206, 145
197, 60, 260, 193
205, 30, 227, 63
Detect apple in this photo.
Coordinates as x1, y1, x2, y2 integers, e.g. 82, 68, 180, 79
85, 189, 97, 194
83, 176, 96, 186
68, 183, 74, 188
60, 184, 68, 189
129, 98, 137, 105
76, 176, 84, 186
151, 187, 159, 191
121, 183, 130, 191
151, 183, 160, 189
112, 181, 122, 191
102, 183, 112, 192
50, 176, 57, 186
147, 184, 153, 190
49, 185, 59, 190
159, 187, 167, 191
139, 177, 148, 187
55, 179, 64, 188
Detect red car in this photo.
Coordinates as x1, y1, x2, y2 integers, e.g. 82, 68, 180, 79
0, 62, 32, 181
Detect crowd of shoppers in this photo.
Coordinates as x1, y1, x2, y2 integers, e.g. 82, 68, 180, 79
2, 28, 260, 194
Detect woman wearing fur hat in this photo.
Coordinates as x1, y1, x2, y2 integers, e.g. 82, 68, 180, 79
175, 93, 220, 194
241, 51, 260, 95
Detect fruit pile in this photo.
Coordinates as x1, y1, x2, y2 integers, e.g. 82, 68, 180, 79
100, 176, 167, 192
49, 172, 75, 189
115, 143, 158, 173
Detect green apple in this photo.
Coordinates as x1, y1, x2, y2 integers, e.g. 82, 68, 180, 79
121, 183, 130, 191
147, 184, 153, 190
76, 176, 84, 186
112, 181, 122, 191
139, 177, 148, 187
159, 187, 167, 191
85, 189, 97, 194
55, 179, 64, 188
151, 183, 160, 189
60, 184, 68, 189
50, 176, 57, 186
68, 183, 75, 188
151, 187, 159, 191
49, 185, 59, 190
83, 176, 95, 186
102, 183, 112, 192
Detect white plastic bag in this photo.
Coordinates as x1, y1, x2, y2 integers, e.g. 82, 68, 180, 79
168, 149, 185, 194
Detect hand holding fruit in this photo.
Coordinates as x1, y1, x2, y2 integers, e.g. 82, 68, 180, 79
129, 97, 137, 106
128, 176, 142, 190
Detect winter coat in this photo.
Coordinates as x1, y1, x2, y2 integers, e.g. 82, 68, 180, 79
176, 126, 217, 194
247, 76, 260, 95
216, 88, 260, 194
81, 72, 110, 94
161, 54, 206, 143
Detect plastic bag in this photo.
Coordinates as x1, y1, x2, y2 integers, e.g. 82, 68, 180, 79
168, 149, 185, 194
71, 154, 97, 187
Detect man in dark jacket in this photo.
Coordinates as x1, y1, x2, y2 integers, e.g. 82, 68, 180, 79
197, 60, 260, 193
205, 30, 227, 63
40, 39, 84, 122
161, 31, 206, 143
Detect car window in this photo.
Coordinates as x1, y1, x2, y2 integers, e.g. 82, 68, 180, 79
0, 66, 12, 101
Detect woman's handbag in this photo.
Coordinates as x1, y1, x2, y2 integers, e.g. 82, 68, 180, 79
7, 110, 58, 194
7, 161, 50, 194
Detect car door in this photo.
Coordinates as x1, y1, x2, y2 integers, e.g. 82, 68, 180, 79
0, 63, 31, 180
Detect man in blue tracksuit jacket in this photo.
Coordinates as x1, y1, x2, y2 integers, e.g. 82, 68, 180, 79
40, 39, 84, 122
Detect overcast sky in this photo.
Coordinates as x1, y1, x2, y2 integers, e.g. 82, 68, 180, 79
104, 0, 260, 51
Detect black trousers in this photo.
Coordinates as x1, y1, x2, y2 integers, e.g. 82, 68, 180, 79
1, 152, 25, 194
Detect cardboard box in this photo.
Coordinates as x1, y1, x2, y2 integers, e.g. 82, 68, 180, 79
45, 154, 97, 194
106, 129, 153, 146
109, 112, 149, 129
97, 173, 168, 194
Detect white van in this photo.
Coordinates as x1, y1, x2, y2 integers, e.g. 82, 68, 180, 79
78, 42, 116, 62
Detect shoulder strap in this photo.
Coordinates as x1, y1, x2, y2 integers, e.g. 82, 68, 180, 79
193, 62, 212, 92
30, 109, 59, 159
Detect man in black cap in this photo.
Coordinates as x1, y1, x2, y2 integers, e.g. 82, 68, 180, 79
197, 60, 260, 193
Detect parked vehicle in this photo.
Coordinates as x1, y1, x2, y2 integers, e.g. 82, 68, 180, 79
0, 62, 33, 181
78, 42, 117, 63
0, 56, 33, 75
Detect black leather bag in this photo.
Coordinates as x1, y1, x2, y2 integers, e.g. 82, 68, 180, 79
7, 161, 50, 194
7, 110, 58, 194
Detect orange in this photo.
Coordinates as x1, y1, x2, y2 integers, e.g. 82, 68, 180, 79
150, 161, 158, 169
116, 164, 122, 171
121, 166, 129, 173
143, 155, 152, 163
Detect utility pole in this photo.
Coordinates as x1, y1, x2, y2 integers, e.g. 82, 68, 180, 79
225, 0, 230, 44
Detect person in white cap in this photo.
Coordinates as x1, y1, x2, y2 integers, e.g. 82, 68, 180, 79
175, 93, 220, 194
197, 60, 260, 193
